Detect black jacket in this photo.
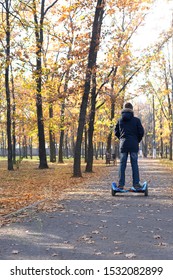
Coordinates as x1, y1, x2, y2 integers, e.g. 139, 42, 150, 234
115, 109, 144, 153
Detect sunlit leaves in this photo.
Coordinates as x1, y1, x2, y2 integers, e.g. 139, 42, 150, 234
0, 0, 170, 163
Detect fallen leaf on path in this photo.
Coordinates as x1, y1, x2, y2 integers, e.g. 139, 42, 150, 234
0, 159, 108, 221
92, 230, 100, 234
113, 241, 123, 244
137, 216, 145, 220
125, 253, 136, 259
94, 252, 102, 255
12, 250, 19, 254
52, 253, 58, 257
155, 242, 167, 247
79, 235, 95, 244
101, 236, 108, 240
153, 235, 161, 239
114, 251, 123, 255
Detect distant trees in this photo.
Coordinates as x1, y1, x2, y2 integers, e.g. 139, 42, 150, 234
0, 0, 173, 175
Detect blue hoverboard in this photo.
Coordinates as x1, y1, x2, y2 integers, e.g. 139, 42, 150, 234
111, 181, 148, 196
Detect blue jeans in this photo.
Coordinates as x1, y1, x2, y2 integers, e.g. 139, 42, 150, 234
118, 152, 140, 187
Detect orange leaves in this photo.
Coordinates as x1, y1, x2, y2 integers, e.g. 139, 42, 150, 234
115, 0, 151, 11
0, 159, 108, 222
58, 13, 69, 23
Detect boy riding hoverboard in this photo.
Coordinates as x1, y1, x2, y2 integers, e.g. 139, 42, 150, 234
113, 102, 147, 195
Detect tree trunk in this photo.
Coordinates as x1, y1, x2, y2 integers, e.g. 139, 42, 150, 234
65, 133, 69, 158
152, 94, 156, 158
160, 116, 163, 158
10, 65, 16, 164
106, 100, 115, 153
73, 0, 105, 177
49, 104, 56, 162
33, 0, 48, 169
58, 44, 71, 163
85, 74, 97, 172
106, 65, 118, 154
19, 136, 21, 158
167, 94, 172, 160
1, 131, 5, 157
5, 0, 13, 170
84, 125, 88, 163
169, 132, 172, 160
29, 137, 33, 159
58, 101, 65, 163
49, 129, 56, 162
36, 93, 48, 168
22, 135, 27, 158
71, 125, 75, 157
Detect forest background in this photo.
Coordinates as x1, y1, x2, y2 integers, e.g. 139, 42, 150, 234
0, 0, 173, 218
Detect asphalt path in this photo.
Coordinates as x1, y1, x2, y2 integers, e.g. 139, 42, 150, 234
0, 158, 173, 260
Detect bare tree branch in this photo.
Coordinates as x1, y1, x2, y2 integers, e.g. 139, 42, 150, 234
96, 67, 114, 97
44, 0, 58, 16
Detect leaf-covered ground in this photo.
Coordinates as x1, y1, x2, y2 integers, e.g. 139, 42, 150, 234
0, 158, 173, 260
0, 158, 109, 220
0, 158, 172, 227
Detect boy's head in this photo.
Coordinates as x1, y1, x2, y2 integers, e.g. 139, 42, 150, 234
123, 102, 133, 110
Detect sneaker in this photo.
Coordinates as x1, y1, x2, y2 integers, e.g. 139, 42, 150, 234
134, 182, 143, 190
118, 186, 124, 190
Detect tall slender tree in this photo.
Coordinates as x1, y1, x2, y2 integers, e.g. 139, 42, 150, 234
73, 0, 105, 177
32, 0, 48, 168
10, 64, 16, 163
86, 67, 114, 172
31, 0, 58, 168
49, 103, 56, 162
4, 0, 13, 170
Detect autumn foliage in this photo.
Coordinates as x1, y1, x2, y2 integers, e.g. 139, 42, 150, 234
0, 158, 109, 224
0, 1, 173, 218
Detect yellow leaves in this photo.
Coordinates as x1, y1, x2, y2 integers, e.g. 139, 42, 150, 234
67, 59, 74, 66
162, 89, 171, 96
80, 15, 85, 20
16, 50, 22, 57
57, 3, 82, 23
115, 0, 152, 12
58, 14, 68, 23
0, 159, 108, 221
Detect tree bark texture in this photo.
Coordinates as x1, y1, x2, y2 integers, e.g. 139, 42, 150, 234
58, 102, 65, 163
5, 0, 13, 170
85, 74, 97, 172
73, 0, 105, 177
49, 104, 56, 162
58, 62, 71, 163
33, 0, 48, 168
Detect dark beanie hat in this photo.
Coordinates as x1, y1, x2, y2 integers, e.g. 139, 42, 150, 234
123, 102, 133, 110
